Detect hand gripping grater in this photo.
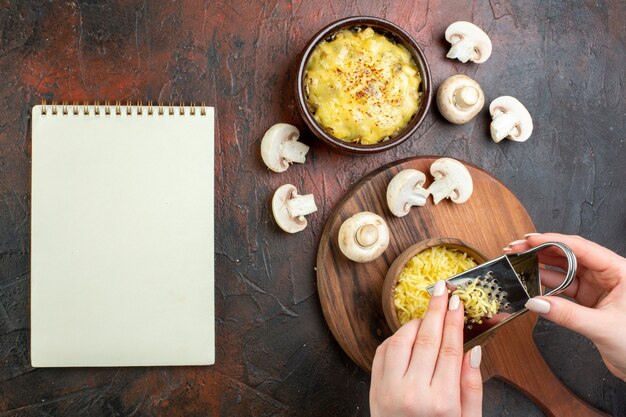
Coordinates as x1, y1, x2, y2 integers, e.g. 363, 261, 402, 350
426, 242, 577, 347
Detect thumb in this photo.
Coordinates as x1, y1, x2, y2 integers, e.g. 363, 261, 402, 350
525, 296, 602, 340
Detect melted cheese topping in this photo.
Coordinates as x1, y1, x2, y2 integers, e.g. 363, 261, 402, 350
305, 28, 421, 144
394, 246, 477, 325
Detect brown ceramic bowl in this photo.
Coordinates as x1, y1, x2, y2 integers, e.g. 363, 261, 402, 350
382, 238, 487, 333
295, 16, 432, 154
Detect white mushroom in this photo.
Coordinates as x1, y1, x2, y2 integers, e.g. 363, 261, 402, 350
445, 21, 492, 64
387, 169, 430, 217
427, 158, 473, 204
272, 184, 317, 233
437, 75, 485, 124
489, 96, 533, 143
338, 212, 390, 263
261, 123, 310, 173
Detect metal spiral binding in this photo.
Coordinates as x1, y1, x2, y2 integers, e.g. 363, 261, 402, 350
40, 100, 208, 116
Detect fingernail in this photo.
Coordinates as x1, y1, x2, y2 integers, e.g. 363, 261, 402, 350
433, 280, 446, 296
502, 247, 512, 252
508, 239, 527, 246
470, 345, 482, 369
524, 233, 541, 238
525, 297, 551, 314
448, 294, 460, 310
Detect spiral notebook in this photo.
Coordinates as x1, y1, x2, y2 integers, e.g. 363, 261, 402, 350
31, 102, 215, 367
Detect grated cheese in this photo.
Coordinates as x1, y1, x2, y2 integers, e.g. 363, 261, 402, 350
394, 246, 477, 325
453, 278, 501, 325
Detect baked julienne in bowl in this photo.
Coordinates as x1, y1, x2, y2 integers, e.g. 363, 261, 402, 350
296, 17, 432, 153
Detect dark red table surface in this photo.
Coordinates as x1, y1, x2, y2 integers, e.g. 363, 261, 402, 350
0, 1, 625, 416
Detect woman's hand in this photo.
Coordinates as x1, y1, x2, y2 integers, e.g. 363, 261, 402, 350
370, 280, 483, 417
505, 233, 626, 381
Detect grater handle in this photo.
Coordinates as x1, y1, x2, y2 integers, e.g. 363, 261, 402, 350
521, 242, 577, 296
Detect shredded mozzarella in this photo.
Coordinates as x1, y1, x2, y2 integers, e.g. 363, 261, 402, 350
453, 278, 501, 325
394, 246, 477, 325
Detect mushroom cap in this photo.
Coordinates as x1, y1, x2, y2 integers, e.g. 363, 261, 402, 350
338, 212, 390, 263
437, 75, 485, 124
445, 21, 492, 64
261, 123, 300, 172
386, 169, 429, 217
272, 184, 306, 233
489, 96, 533, 142
429, 158, 473, 203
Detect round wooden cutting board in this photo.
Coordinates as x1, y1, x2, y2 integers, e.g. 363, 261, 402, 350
316, 156, 608, 417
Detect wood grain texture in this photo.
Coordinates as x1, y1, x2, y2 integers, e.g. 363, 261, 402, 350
0, 0, 624, 416
316, 156, 607, 416
317, 156, 532, 371
483, 313, 610, 417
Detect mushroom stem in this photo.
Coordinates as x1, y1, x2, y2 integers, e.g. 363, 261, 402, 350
356, 224, 379, 248
406, 189, 429, 208
286, 193, 317, 218
338, 212, 390, 263
454, 86, 480, 109
429, 177, 457, 204
490, 111, 518, 143
282, 140, 310, 164
446, 39, 477, 63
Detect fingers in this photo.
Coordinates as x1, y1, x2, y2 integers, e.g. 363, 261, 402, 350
431, 294, 464, 392
526, 233, 624, 277
503, 239, 530, 253
506, 242, 570, 270
381, 318, 421, 382
371, 338, 387, 381
539, 267, 578, 297
406, 280, 449, 383
538, 267, 605, 309
537, 253, 570, 270
460, 346, 483, 417
525, 295, 604, 341
506, 241, 573, 269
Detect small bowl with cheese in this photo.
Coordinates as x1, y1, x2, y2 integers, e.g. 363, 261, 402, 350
296, 17, 432, 154
382, 238, 487, 333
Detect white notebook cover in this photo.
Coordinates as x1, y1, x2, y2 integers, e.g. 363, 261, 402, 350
30, 104, 215, 367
